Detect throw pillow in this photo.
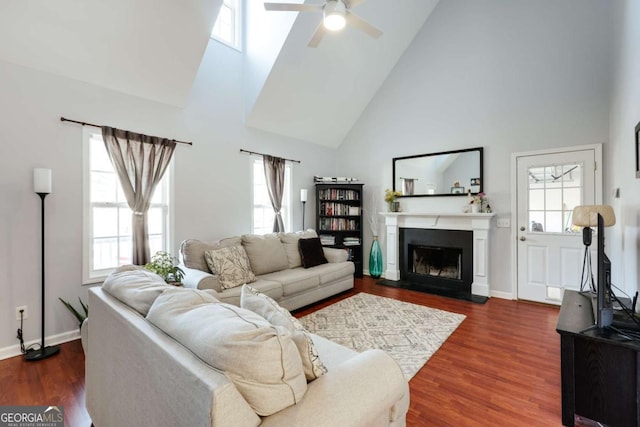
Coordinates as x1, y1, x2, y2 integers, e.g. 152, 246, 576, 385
279, 229, 318, 269
241, 233, 290, 275
241, 285, 328, 381
180, 237, 242, 272
146, 288, 307, 416
204, 246, 256, 290
298, 237, 328, 268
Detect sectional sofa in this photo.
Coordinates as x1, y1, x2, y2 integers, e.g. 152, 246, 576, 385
85, 266, 410, 427
179, 230, 355, 310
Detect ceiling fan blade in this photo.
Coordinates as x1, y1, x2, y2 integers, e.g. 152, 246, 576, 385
344, 0, 367, 9
307, 22, 327, 48
264, 2, 323, 12
346, 12, 383, 39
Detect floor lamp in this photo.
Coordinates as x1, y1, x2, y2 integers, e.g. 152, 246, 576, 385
301, 189, 308, 230
26, 168, 60, 361
571, 205, 616, 293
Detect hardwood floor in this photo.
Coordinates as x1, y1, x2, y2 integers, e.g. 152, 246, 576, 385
0, 277, 563, 426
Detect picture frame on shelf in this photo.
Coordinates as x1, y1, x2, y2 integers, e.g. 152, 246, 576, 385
451, 187, 465, 194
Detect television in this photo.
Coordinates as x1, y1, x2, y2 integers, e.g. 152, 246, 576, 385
595, 213, 613, 328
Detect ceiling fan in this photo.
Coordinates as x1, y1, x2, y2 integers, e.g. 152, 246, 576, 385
264, 0, 383, 48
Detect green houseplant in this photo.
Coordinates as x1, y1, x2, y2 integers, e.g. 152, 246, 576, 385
144, 251, 185, 284
59, 297, 88, 330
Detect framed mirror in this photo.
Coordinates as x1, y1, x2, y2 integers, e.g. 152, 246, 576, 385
393, 147, 484, 197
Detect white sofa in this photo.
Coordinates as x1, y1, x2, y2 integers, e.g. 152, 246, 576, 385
85, 268, 410, 427
180, 230, 355, 310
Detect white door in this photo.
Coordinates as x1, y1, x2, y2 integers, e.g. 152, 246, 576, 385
515, 146, 601, 304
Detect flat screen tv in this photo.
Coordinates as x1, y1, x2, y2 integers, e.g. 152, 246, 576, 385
595, 213, 613, 328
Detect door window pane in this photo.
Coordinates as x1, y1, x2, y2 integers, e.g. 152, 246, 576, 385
528, 163, 582, 234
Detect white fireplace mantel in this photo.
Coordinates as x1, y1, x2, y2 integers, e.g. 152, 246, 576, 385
381, 212, 495, 297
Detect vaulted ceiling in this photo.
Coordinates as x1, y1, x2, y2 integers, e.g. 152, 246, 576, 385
246, 0, 440, 147
0, 0, 439, 147
0, 0, 220, 107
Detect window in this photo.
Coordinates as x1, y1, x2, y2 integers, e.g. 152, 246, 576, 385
528, 163, 582, 233
82, 130, 171, 283
252, 158, 291, 235
211, 0, 241, 50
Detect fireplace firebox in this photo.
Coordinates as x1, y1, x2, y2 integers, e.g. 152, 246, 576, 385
399, 228, 474, 301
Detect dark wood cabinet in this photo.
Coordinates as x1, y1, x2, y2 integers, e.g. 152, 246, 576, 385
315, 183, 364, 277
556, 290, 640, 427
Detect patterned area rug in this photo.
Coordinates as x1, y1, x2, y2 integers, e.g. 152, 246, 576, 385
299, 292, 466, 379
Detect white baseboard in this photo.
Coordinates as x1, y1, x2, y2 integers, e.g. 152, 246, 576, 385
0, 329, 80, 361
490, 290, 515, 300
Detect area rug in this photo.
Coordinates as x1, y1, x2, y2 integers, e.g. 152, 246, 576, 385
298, 292, 466, 379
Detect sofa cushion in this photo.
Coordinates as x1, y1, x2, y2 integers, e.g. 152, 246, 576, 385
308, 262, 356, 285
180, 237, 242, 272
259, 268, 320, 296
204, 246, 256, 290
214, 278, 283, 306
146, 288, 307, 417
102, 266, 172, 316
279, 229, 318, 269
241, 285, 327, 381
298, 237, 328, 268
242, 233, 289, 275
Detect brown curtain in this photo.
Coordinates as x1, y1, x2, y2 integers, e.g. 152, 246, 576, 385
263, 155, 286, 232
101, 127, 176, 265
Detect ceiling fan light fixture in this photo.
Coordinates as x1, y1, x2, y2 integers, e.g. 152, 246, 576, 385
323, 0, 347, 31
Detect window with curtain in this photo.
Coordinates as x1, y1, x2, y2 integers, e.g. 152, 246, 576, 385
211, 0, 241, 50
82, 130, 171, 283
252, 158, 291, 234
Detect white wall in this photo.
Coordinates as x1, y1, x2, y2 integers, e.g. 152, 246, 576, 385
0, 39, 337, 353
338, 0, 613, 296
608, 0, 640, 298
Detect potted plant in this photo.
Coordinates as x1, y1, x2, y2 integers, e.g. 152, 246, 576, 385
144, 251, 185, 284
384, 189, 402, 212
59, 297, 88, 330
59, 297, 89, 352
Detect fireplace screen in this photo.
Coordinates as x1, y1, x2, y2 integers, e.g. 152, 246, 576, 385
411, 245, 462, 280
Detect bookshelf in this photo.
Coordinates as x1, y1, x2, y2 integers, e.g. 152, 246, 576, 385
315, 183, 364, 277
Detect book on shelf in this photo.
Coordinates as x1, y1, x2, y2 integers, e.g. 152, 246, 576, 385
319, 235, 336, 245
343, 237, 361, 246
319, 218, 359, 231
344, 247, 353, 261
318, 188, 360, 201
314, 176, 360, 183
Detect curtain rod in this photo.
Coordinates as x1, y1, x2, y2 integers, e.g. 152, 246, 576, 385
60, 117, 193, 146
240, 149, 300, 164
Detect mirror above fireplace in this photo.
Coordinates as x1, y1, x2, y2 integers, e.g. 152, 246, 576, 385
393, 147, 483, 197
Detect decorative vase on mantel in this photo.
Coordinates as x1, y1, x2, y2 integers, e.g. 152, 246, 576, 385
369, 236, 383, 278
471, 203, 480, 213
388, 201, 400, 212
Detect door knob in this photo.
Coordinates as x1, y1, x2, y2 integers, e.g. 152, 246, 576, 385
520, 226, 525, 231
520, 236, 526, 241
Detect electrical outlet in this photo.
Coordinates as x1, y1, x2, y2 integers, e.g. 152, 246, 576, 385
15, 306, 28, 321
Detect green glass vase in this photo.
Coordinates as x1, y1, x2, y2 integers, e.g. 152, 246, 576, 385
369, 236, 383, 278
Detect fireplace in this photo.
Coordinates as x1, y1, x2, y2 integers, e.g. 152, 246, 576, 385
399, 228, 473, 300
381, 212, 494, 301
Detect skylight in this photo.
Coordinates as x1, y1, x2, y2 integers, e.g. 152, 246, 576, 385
211, 0, 241, 51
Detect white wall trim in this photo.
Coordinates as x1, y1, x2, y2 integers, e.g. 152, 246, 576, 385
490, 290, 515, 300
0, 329, 80, 361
